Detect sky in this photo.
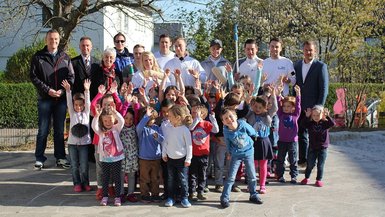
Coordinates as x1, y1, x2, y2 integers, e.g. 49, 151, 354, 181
154, 0, 209, 22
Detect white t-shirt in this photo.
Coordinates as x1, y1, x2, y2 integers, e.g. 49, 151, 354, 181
154, 51, 175, 70
239, 56, 263, 83
164, 56, 206, 87
131, 70, 171, 94
262, 56, 295, 96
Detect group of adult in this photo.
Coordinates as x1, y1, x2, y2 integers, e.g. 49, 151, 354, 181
29, 29, 328, 169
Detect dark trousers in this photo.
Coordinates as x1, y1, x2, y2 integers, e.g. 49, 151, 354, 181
298, 112, 309, 164
189, 155, 208, 194
161, 160, 168, 196
101, 160, 122, 197
167, 157, 188, 200
305, 147, 328, 181
276, 141, 298, 178
68, 144, 89, 186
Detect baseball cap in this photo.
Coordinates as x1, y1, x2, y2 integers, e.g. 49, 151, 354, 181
210, 39, 222, 48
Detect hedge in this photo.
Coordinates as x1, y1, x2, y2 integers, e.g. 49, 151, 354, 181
1, 82, 385, 128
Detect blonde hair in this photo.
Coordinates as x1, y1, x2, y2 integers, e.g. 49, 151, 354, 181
140, 51, 161, 72
98, 108, 115, 132
169, 105, 192, 126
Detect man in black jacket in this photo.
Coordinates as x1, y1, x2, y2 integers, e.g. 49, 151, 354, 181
29, 29, 75, 170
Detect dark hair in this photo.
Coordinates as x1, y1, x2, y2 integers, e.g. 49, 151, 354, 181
173, 36, 186, 44
185, 86, 195, 95
159, 34, 172, 41
46, 29, 60, 38
269, 37, 282, 45
221, 108, 236, 119
244, 39, 257, 48
99, 94, 114, 105
73, 93, 85, 102
113, 32, 126, 41
251, 96, 267, 108
187, 95, 201, 107
303, 40, 317, 47
125, 107, 135, 118
224, 92, 241, 107
133, 44, 145, 50
193, 104, 208, 119
164, 85, 178, 96
80, 36, 92, 42
161, 98, 175, 108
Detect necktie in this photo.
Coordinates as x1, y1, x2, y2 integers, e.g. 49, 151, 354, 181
85, 58, 91, 75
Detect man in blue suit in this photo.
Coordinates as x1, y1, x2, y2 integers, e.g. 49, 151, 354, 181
294, 40, 329, 166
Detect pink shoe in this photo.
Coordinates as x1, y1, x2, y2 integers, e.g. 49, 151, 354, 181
300, 178, 309, 185
74, 185, 82, 192
114, 197, 121, 206
96, 188, 103, 201
259, 186, 266, 194
84, 185, 92, 192
315, 180, 323, 187
100, 197, 108, 206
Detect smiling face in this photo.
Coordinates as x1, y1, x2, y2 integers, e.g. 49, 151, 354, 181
303, 43, 316, 63
161, 106, 172, 119
103, 52, 115, 68
73, 99, 85, 113
165, 89, 177, 102
210, 45, 222, 59
174, 39, 187, 58
311, 109, 323, 122
269, 40, 282, 59
251, 101, 267, 115
124, 112, 134, 127
159, 36, 172, 54
79, 38, 92, 57
221, 110, 238, 130
244, 43, 258, 59
45, 32, 60, 53
114, 35, 126, 52
101, 114, 115, 130
282, 101, 295, 114
143, 54, 154, 70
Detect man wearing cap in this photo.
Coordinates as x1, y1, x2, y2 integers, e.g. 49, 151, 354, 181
201, 39, 231, 83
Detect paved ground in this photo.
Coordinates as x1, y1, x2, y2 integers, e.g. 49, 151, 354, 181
1, 131, 385, 217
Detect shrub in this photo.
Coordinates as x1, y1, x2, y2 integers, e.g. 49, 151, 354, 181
4, 41, 78, 83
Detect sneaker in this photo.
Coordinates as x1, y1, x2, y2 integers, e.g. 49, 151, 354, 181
74, 185, 82, 192
96, 188, 103, 200
290, 177, 297, 184
108, 186, 115, 197
34, 161, 44, 170
197, 193, 207, 200
214, 185, 223, 193
114, 197, 121, 206
301, 178, 309, 185
203, 187, 210, 193
220, 199, 230, 208
188, 192, 198, 201
315, 180, 323, 187
141, 195, 152, 203
126, 193, 138, 203
152, 195, 162, 203
181, 198, 191, 208
100, 197, 108, 206
249, 194, 263, 204
278, 177, 286, 183
259, 186, 266, 194
56, 159, 70, 169
231, 185, 241, 192
164, 198, 175, 207
84, 185, 92, 192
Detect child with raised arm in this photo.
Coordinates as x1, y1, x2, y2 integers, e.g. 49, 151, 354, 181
136, 107, 164, 203
276, 85, 301, 184
300, 106, 335, 187
92, 104, 125, 206
62, 79, 92, 192
162, 105, 193, 208
220, 108, 263, 208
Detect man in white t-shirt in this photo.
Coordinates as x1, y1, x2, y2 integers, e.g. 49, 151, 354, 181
154, 34, 175, 70
262, 38, 295, 96
164, 37, 205, 87
233, 39, 263, 83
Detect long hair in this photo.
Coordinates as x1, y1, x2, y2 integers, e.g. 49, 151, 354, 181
169, 105, 192, 126
140, 51, 161, 72
98, 108, 115, 132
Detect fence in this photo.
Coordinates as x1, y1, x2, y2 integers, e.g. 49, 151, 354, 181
0, 128, 37, 147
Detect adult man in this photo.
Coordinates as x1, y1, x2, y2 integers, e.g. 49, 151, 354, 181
263, 38, 295, 96
164, 37, 205, 87
294, 40, 329, 166
133, 44, 145, 72
30, 29, 74, 169
71, 36, 100, 99
113, 32, 134, 84
154, 34, 175, 70
233, 39, 263, 83
201, 39, 230, 82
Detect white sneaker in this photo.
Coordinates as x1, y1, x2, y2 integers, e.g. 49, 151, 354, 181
34, 161, 44, 170
56, 159, 70, 169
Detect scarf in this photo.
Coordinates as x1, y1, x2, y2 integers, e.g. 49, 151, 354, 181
102, 63, 116, 89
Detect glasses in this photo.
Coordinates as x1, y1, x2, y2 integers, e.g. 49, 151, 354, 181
115, 40, 125, 44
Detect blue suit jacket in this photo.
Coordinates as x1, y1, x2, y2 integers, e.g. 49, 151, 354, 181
294, 60, 329, 110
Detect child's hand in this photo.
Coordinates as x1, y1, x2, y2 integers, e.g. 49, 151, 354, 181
95, 104, 102, 116
282, 75, 290, 84
165, 68, 171, 77
184, 162, 190, 167
138, 87, 145, 96
294, 85, 301, 96
225, 62, 232, 73
305, 108, 312, 117
323, 108, 329, 119
125, 94, 132, 103
152, 133, 158, 139
262, 73, 268, 82
131, 96, 138, 104
257, 60, 263, 69
127, 82, 134, 95
162, 156, 168, 162
146, 106, 153, 116
84, 79, 91, 91
98, 85, 106, 94
276, 84, 284, 95
61, 80, 71, 91
120, 82, 128, 95
110, 102, 116, 113
189, 69, 200, 80
110, 81, 118, 93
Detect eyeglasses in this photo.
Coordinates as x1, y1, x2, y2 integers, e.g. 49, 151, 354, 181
115, 40, 125, 44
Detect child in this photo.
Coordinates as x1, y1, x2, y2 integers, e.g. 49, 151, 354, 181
220, 108, 263, 208
92, 105, 125, 206
246, 85, 278, 194
62, 79, 92, 192
137, 107, 164, 203
276, 85, 301, 183
120, 107, 139, 202
162, 105, 193, 208
300, 106, 335, 187
188, 104, 219, 201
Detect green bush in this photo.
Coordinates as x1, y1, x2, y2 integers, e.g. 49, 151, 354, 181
4, 41, 78, 83
0, 83, 38, 128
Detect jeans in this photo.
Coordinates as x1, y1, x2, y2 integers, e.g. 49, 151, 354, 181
221, 153, 258, 202
276, 141, 298, 178
206, 140, 216, 177
35, 98, 67, 162
214, 142, 229, 186
167, 157, 189, 200
68, 144, 89, 186
189, 155, 208, 194
305, 147, 328, 180
298, 112, 309, 164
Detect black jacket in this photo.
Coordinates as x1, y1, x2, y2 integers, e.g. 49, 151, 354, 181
71, 55, 100, 98
29, 46, 74, 100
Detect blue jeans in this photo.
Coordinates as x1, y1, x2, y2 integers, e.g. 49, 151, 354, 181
167, 157, 189, 200
276, 141, 298, 178
214, 142, 229, 186
221, 153, 258, 202
305, 147, 328, 180
35, 98, 67, 162
68, 144, 89, 186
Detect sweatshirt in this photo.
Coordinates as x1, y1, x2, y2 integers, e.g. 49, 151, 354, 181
136, 115, 164, 160
189, 114, 219, 156
277, 96, 301, 142
302, 116, 335, 149
223, 119, 256, 157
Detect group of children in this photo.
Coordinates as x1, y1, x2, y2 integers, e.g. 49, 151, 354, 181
62, 62, 335, 208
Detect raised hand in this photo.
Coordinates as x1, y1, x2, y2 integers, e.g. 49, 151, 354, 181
61, 80, 71, 92
98, 85, 106, 95
305, 108, 312, 117
146, 106, 153, 116
120, 82, 128, 96
95, 104, 102, 116
138, 87, 145, 96
131, 96, 138, 104
110, 81, 118, 93
164, 68, 171, 77
257, 60, 263, 69
323, 108, 329, 119
127, 82, 134, 95
225, 62, 232, 73
84, 79, 91, 91
294, 85, 301, 96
